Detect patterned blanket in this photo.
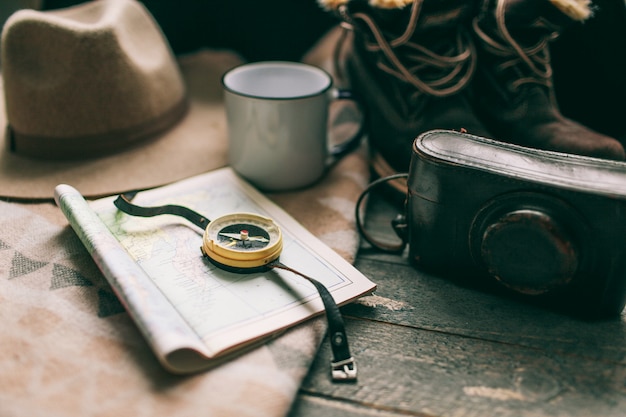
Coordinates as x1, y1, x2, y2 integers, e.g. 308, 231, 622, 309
0, 28, 371, 417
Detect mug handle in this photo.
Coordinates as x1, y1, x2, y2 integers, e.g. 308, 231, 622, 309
328, 89, 367, 160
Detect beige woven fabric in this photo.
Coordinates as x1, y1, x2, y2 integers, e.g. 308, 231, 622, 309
0, 143, 368, 417
0, 26, 371, 417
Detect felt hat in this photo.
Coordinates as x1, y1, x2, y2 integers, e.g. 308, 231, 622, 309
0, 0, 235, 200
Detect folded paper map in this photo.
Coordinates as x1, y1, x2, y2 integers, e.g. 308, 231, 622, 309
55, 167, 376, 374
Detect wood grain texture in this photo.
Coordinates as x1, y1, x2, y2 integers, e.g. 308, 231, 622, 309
289, 192, 626, 417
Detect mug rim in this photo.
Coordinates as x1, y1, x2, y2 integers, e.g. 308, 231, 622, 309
221, 61, 332, 100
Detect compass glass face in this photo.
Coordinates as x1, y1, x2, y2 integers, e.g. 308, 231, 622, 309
205, 213, 282, 259
216, 223, 271, 251
203, 212, 282, 269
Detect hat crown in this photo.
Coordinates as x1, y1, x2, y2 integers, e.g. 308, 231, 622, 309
1, 0, 187, 158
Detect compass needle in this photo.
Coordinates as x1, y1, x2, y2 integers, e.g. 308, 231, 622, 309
219, 232, 243, 240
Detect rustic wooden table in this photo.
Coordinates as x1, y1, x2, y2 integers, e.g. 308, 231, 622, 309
289, 191, 626, 417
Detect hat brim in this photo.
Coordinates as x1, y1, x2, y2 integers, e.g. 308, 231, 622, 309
0, 49, 242, 200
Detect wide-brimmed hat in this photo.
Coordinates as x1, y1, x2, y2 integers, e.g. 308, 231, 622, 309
0, 0, 236, 200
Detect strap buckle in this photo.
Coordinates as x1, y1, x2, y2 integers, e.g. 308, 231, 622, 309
331, 357, 357, 382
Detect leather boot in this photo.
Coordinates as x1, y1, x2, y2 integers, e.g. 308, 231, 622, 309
319, 0, 491, 193
471, 0, 626, 160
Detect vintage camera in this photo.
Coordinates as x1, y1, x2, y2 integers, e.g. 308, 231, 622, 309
404, 130, 626, 317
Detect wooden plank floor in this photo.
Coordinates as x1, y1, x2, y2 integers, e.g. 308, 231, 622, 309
288, 190, 626, 417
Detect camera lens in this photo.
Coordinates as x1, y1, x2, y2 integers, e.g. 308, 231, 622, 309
479, 209, 578, 294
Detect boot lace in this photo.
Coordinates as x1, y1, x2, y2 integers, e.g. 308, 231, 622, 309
337, 1, 476, 99
472, 0, 554, 92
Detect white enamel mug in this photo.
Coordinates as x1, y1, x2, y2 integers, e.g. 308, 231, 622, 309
222, 61, 365, 191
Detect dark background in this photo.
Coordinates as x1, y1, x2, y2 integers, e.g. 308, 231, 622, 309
42, 0, 339, 62
40, 0, 625, 141
550, 0, 625, 141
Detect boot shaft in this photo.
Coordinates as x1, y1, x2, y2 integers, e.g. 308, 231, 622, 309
471, 0, 595, 103
317, 0, 492, 175
476, 0, 592, 45
471, 0, 626, 160
321, 0, 481, 98
337, 0, 478, 33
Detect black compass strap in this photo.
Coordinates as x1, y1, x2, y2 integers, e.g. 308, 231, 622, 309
114, 194, 210, 230
272, 262, 357, 382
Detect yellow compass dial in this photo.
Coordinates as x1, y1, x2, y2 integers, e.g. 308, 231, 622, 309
201, 212, 283, 269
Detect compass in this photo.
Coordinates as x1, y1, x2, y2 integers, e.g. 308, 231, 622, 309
112, 194, 357, 381
201, 212, 283, 270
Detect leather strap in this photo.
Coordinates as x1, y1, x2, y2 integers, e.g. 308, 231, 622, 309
355, 173, 409, 253
113, 194, 357, 381
114, 194, 209, 229
271, 262, 356, 381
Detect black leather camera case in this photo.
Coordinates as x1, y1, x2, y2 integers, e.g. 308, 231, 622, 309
408, 130, 626, 316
